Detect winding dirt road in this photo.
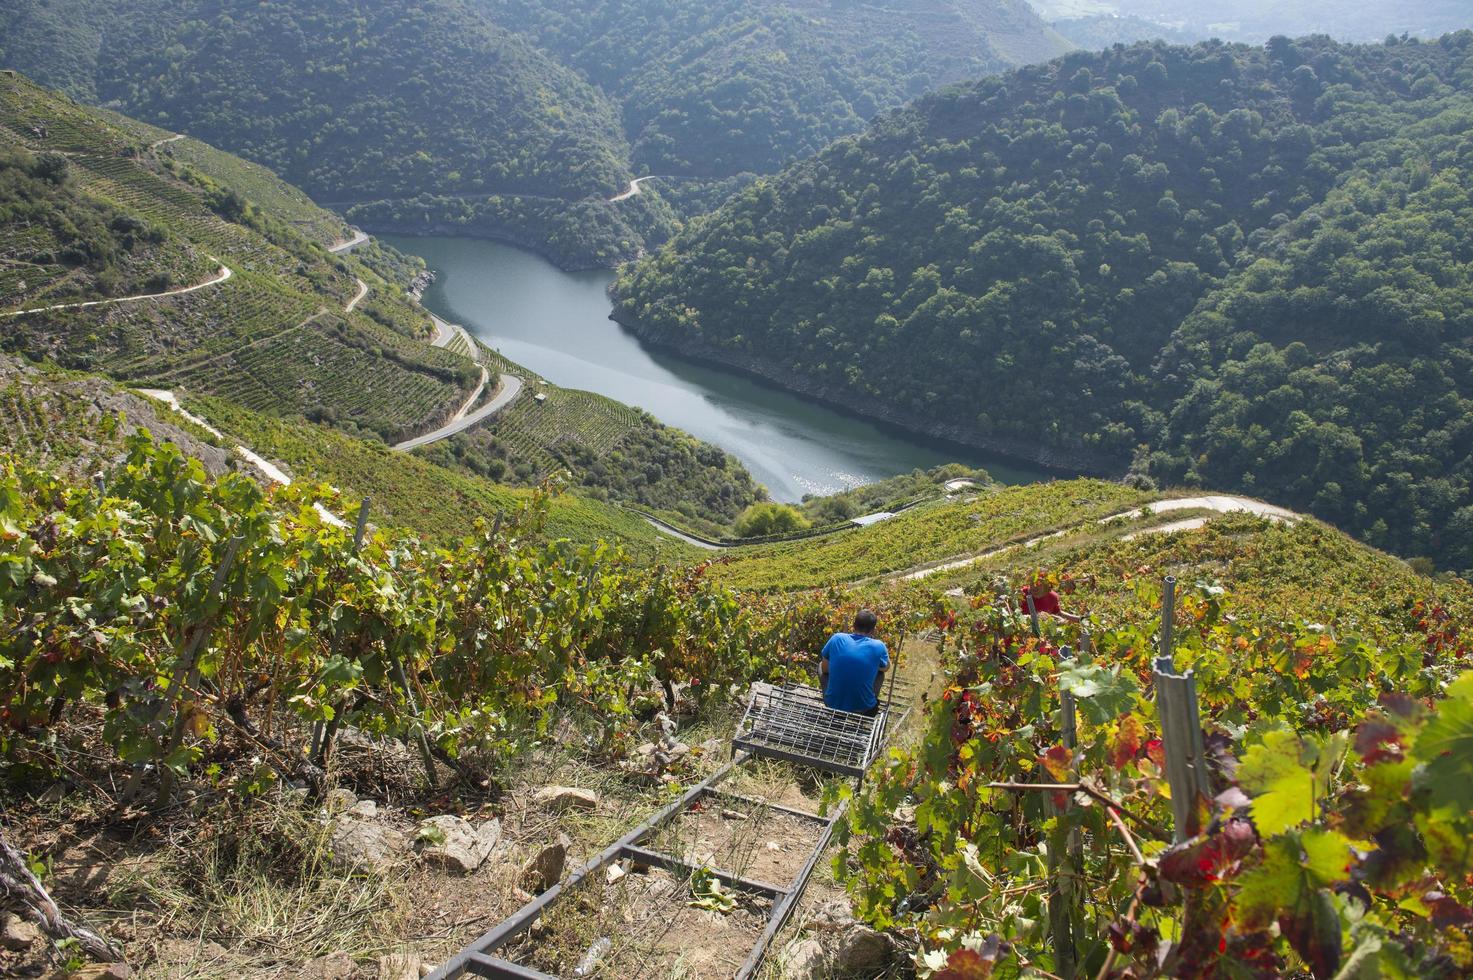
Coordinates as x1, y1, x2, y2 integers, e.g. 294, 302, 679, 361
391, 309, 524, 451
345, 278, 368, 313
3, 262, 233, 318
609, 176, 658, 202
394, 375, 524, 451
636, 490, 1301, 565
895, 494, 1300, 582
329, 228, 369, 254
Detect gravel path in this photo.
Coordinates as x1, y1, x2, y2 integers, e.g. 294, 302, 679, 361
609, 176, 657, 202
328, 228, 369, 254
345, 278, 368, 313
896, 494, 1301, 582
4, 263, 233, 317
136, 389, 346, 528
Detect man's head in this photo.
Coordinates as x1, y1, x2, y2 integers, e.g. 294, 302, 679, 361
853, 609, 878, 635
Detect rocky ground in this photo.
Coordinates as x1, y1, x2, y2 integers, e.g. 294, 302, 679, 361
3, 643, 940, 980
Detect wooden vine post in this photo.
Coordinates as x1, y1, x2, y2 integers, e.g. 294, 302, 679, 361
1026, 592, 1080, 979
312, 498, 373, 768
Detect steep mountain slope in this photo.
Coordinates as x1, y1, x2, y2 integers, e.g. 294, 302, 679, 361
0, 0, 676, 267
0, 73, 479, 445
613, 32, 1473, 569
1, 75, 770, 532
482, 0, 1069, 180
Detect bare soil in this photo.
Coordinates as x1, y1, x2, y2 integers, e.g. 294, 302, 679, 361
653, 800, 823, 890
506, 867, 774, 979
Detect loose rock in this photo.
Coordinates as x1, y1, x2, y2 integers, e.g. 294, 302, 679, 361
330, 816, 409, 873
416, 815, 501, 873
347, 799, 379, 819
302, 952, 354, 979
323, 787, 358, 813
779, 901, 893, 978
1, 914, 40, 950
531, 786, 599, 812
379, 951, 422, 980
521, 833, 571, 893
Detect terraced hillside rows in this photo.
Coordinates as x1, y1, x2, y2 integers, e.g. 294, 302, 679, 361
183, 393, 700, 558
422, 351, 764, 530
0, 351, 231, 478
712, 480, 1156, 590
0, 74, 476, 444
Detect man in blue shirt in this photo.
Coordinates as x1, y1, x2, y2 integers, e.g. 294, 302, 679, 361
819, 609, 890, 715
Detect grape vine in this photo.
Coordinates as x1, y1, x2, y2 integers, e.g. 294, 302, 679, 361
837, 578, 1473, 978
0, 430, 873, 799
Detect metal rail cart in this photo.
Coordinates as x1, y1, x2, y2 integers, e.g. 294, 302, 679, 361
428, 668, 914, 980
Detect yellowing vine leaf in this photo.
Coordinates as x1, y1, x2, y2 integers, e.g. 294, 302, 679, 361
1411, 671, 1473, 811
1238, 729, 1319, 836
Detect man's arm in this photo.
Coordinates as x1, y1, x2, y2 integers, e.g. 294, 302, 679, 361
872, 644, 890, 698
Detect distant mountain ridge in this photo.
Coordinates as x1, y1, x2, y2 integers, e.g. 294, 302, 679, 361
479, 0, 1070, 178
0, 0, 670, 267
1, 0, 1071, 266
1030, 0, 1472, 44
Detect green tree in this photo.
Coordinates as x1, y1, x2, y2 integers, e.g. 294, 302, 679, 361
734, 501, 810, 538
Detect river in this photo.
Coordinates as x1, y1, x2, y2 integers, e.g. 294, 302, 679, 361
384, 236, 1059, 502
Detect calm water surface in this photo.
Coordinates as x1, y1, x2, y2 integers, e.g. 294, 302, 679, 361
385, 236, 1059, 501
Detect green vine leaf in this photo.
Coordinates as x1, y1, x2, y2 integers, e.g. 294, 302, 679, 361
1238, 729, 1321, 836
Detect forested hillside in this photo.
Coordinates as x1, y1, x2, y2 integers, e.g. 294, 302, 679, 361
480, 0, 1068, 179
0, 0, 676, 267
0, 0, 1075, 265
613, 32, 1473, 570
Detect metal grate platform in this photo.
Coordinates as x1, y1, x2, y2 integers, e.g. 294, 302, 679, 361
732, 683, 887, 777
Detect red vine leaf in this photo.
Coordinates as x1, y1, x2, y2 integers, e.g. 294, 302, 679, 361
1353, 719, 1403, 764
1040, 744, 1072, 782
1426, 892, 1473, 929
1109, 714, 1146, 769
932, 939, 1001, 980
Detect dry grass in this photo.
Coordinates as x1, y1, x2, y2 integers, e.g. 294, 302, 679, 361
100, 797, 410, 977
7, 666, 936, 979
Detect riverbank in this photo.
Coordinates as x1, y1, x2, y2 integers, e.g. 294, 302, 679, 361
608, 309, 1121, 479
343, 188, 677, 273
388, 235, 1057, 499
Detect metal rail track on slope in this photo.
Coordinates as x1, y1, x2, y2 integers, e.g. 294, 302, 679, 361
429, 672, 915, 980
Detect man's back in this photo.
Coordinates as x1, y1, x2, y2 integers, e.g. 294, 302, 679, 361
821, 632, 890, 714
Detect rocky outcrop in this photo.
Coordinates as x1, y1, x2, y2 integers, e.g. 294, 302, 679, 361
779, 901, 893, 978
415, 815, 502, 873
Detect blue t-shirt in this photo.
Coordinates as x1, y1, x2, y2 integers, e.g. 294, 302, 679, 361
821, 632, 890, 713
